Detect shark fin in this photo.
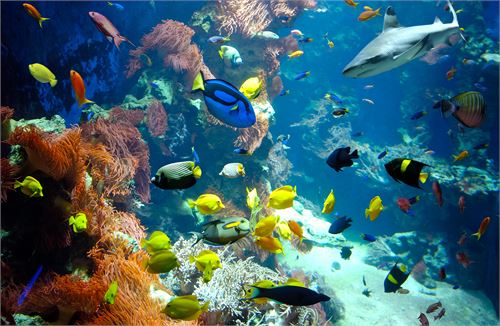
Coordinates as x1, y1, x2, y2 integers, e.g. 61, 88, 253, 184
383, 6, 400, 31
434, 16, 443, 24
393, 35, 430, 62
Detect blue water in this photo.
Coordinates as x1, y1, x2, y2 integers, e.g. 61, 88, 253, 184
1, 0, 498, 324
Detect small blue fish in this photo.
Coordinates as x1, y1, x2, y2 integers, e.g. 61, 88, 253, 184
150, 81, 160, 89
80, 110, 95, 124
279, 89, 290, 96
18, 265, 43, 306
361, 233, 377, 242
453, 284, 460, 290
352, 131, 364, 137
294, 71, 310, 80
234, 148, 251, 155
325, 92, 343, 104
192, 147, 200, 165
377, 150, 388, 159
107, 1, 124, 10
474, 83, 487, 91
208, 36, 230, 44
298, 37, 313, 43
410, 111, 427, 120
328, 216, 352, 234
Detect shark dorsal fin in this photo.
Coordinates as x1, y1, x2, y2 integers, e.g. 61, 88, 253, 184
434, 16, 442, 24
383, 7, 400, 31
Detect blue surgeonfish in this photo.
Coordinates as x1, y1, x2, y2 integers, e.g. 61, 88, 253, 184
192, 72, 256, 128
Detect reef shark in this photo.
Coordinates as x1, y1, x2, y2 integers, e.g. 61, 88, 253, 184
343, 1, 461, 78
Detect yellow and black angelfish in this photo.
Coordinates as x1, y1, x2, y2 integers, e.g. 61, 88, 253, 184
384, 261, 410, 293
384, 158, 429, 189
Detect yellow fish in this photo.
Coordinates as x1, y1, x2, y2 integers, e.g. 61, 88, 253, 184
276, 220, 292, 240
163, 295, 209, 321
103, 280, 118, 304
322, 190, 335, 214
28, 63, 57, 87
141, 231, 171, 254
189, 249, 222, 272
288, 50, 304, 59
282, 277, 305, 287
187, 194, 225, 215
267, 185, 297, 209
255, 236, 284, 254
365, 196, 384, 221
142, 250, 179, 274
453, 150, 469, 162
246, 187, 260, 210
69, 212, 87, 233
253, 215, 279, 237
244, 280, 277, 304
202, 261, 213, 283
14, 176, 43, 197
239, 77, 262, 100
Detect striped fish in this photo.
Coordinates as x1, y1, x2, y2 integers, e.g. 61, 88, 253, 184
434, 91, 485, 128
151, 161, 201, 189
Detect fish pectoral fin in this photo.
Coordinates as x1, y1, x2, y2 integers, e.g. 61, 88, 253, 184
393, 35, 430, 62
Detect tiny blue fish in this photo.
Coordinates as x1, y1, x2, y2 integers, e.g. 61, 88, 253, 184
453, 284, 460, 290
107, 1, 124, 10
294, 71, 310, 80
192, 147, 200, 165
410, 111, 427, 120
361, 233, 377, 242
234, 148, 251, 155
150, 81, 160, 89
80, 110, 95, 124
352, 131, 364, 137
279, 89, 290, 96
298, 37, 313, 43
18, 265, 43, 306
377, 150, 388, 159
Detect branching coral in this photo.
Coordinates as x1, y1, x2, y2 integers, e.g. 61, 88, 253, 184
1, 158, 19, 202
233, 113, 269, 154
126, 20, 202, 85
108, 107, 145, 126
146, 100, 168, 138
266, 143, 293, 187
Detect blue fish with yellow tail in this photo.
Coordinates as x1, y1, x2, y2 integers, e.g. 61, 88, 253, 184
192, 72, 256, 128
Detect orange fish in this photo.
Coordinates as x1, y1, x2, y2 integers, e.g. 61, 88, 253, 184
358, 7, 382, 21
344, 0, 359, 7
452, 150, 468, 162
23, 3, 50, 28
70, 70, 94, 108
287, 220, 304, 243
446, 66, 457, 80
472, 216, 490, 240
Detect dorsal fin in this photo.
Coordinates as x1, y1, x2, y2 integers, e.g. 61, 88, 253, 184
434, 16, 442, 24
383, 6, 400, 31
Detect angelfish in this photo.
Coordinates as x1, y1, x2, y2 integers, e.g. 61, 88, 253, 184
88, 11, 134, 49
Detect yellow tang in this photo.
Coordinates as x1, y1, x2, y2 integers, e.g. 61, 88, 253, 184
187, 194, 225, 215
163, 295, 209, 321
189, 249, 222, 272
246, 187, 260, 210
244, 280, 277, 304
69, 212, 87, 233
276, 220, 292, 240
143, 250, 179, 274
239, 77, 262, 100
103, 281, 118, 304
255, 236, 284, 255
365, 196, 384, 221
322, 189, 335, 214
253, 215, 279, 237
282, 277, 305, 287
141, 231, 171, 254
202, 261, 213, 283
28, 63, 57, 87
267, 185, 297, 209
14, 176, 43, 197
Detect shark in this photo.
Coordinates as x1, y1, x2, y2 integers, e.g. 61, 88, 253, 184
343, 1, 461, 78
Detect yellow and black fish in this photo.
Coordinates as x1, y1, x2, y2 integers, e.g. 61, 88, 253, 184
384, 262, 410, 293
384, 158, 429, 189
433, 91, 485, 128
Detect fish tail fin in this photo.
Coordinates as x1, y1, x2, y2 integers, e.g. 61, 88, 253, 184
141, 257, 149, 271
187, 199, 196, 208
419, 173, 429, 183
140, 238, 147, 249
49, 78, 57, 87
14, 180, 22, 189
38, 17, 49, 28
192, 72, 205, 92
218, 49, 223, 59
224, 37, 231, 42
364, 209, 369, 218
188, 255, 196, 264
354, 2, 359, 7
114, 35, 135, 49
78, 97, 94, 108
471, 232, 481, 240
69, 216, 75, 225
351, 149, 359, 159
107, 1, 113, 5
193, 166, 202, 179
189, 232, 203, 246
201, 301, 210, 312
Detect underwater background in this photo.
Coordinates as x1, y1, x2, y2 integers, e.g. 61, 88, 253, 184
1, 0, 499, 325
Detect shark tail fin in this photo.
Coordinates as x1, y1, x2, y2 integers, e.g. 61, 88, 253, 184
447, 0, 458, 26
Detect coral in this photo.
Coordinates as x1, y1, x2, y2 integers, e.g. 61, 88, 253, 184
7, 125, 85, 190
146, 100, 168, 138
108, 107, 145, 126
1, 158, 19, 202
269, 75, 284, 99
265, 143, 293, 187
233, 113, 269, 154
126, 20, 202, 85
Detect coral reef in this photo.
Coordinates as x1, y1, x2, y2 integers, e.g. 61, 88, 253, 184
146, 100, 168, 138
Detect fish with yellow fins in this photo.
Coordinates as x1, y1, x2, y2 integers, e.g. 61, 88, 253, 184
14, 176, 43, 197
151, 161, 201, 190
287, 220, 304, 244
384, 158, 429, 189
187, 194, 225, 215
255, 236, 284, 254
189, 249, 222, 283
246, 187, 261, 211
365, 196, 384, 221
288, 50, 304, 59
103, 281, 118, 304
244, 280, 277, 304
322, 190, 335, 214
253, 215, 279, 237
70, 70, 94, 108
239, 77, 262, 100
29, 64, 57, 87
276, 220, 293, 240
69, 212, 87, 233
453, 150, 469, 162
22, 3, 49, 28
267, 185, 297, 209
141, 231, 171, 254
219, 163, 245, 178
384, 261, 410, 293
142, 250, 179, 274
162, 295, 209, 321
358, 6, 382, 22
